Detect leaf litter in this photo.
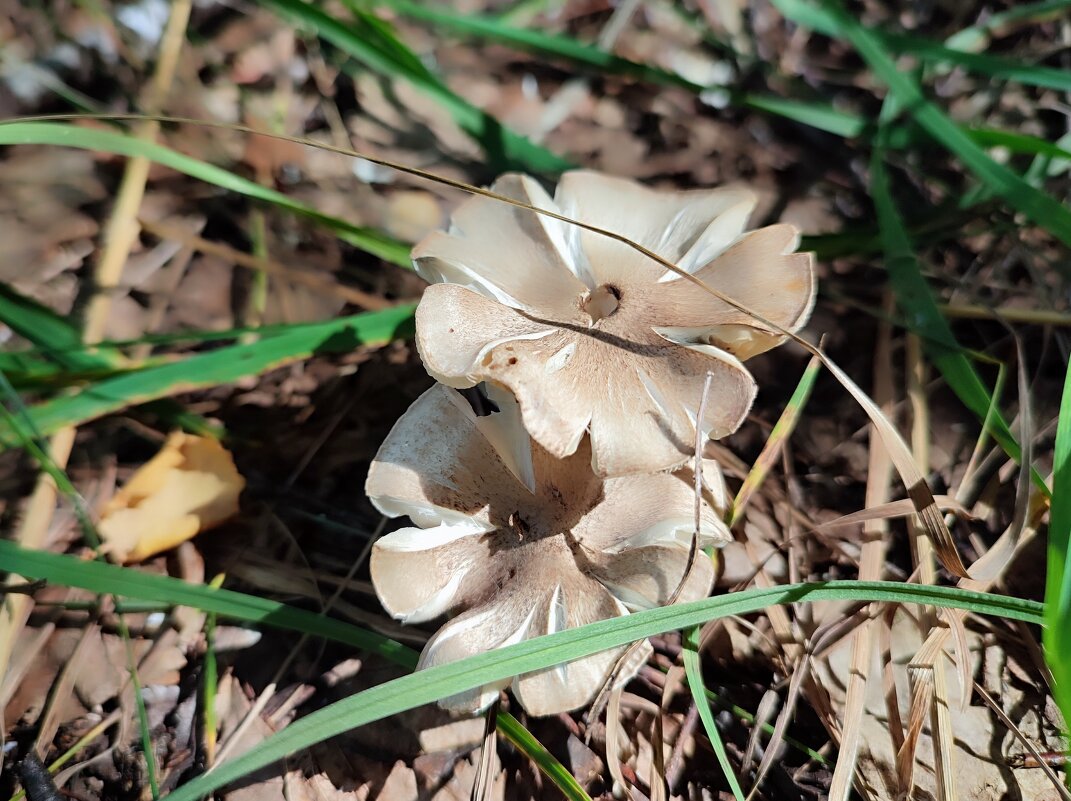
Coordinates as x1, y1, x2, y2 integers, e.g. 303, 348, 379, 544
0, 0, 1068, 800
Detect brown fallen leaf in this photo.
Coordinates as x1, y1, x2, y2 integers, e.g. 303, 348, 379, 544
430, 754, 504, 801
813, 610, 1062, 801
375, 761, 419, 801
98, 432, 245, 563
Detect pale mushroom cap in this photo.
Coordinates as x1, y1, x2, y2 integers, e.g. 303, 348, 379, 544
366, 385, 730, 715
413, 171, 816, 477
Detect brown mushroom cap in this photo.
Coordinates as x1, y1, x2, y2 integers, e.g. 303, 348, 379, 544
413, 171, 815, 477
366, 385, 729, 715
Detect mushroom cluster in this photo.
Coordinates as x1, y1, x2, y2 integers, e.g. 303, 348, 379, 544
366, 171, 816, 716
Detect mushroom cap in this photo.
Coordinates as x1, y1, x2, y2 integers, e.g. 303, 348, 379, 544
366, 384, 728, 715
412, 171, 815, 477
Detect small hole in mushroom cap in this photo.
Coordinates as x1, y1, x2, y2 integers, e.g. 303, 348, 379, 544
582, 284, 621, 323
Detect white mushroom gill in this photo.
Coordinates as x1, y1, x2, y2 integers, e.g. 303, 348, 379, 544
412, 170, 816, 478
365, 384, 731, 716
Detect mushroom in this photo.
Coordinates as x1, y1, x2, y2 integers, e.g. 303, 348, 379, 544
366, 384, 730, 716
413, 170, 815, 477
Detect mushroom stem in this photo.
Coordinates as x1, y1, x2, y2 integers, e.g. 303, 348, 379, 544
508, 512, 529, 541
582, 284, 620, 323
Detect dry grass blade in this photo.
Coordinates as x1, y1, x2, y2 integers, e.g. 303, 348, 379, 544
969, 323, 1034, 582
49, 708, 123, 781
0, 428, 75, 678
814, 496, 970, 530
0, 4, 191, 683
896, 657, 934, 794
749, 544, 803, 666
662, 668, 696, 793
3, 111, 968, 580
750, 655, 810, 798
471, 700, 500, 801
905, 489, 1062, 798
743, 690, 778, 768
731, 354, 821, 526
928, 636, 956, 801
940, 303, 1071, 326
898, 623, 965, 799
605, 688, 629, 796
649, 708, 668, 801
80, 0, 191, 346
139, 218, 393, 310
828, 303, 894, 801
904, 334, 959, 801
584, 642, 648, 731
878, 607, 906, 758
943, 617, 971, 714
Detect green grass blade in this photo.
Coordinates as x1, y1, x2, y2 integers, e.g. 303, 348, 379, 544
365, 0, 699, 90
966, 129, 1071, 163
684, 674, 829, 766
773, 0, 1071, 259
0, 283, 216, 435
0, 355, 104, 389
731, 355, 822, 525
492, 0, 570, 26
0, 539, 664, 801
496, 711, 593, 801
202, 574, 224, 765
260, 0, 573, 174
0, 122, 410, 266
739, 96, 1071, 169
379, 0, 1071, 93
739, 94, 867, 138
945, 0, 1071, 51
0, 304, 415, 445
772, 0, 1071, 92
10, 315, 405, 360
0, 366, 111, 548
0, 539, 418, 668
161, 579, 1041, 801
1044, 359, 1071, 726
890, 35, 1071, 92
0, 282, 121, 371
684, 626, 745, 800
869, 146, 1048, 496
0, 399, 190, 796
5, 539, 1041, 798
118, 615, 161, 799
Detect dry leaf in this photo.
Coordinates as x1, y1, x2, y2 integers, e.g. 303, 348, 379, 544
417, 718, 485, 753
375, 761, 418, 801
98, 432, 245, 563
430, 754, 505, 801
814, 611, 1062, 801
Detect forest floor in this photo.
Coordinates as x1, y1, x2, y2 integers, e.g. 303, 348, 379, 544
0, 1, 1069, 799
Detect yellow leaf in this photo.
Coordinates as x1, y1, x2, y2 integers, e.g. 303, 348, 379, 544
98, 432, 245, 563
